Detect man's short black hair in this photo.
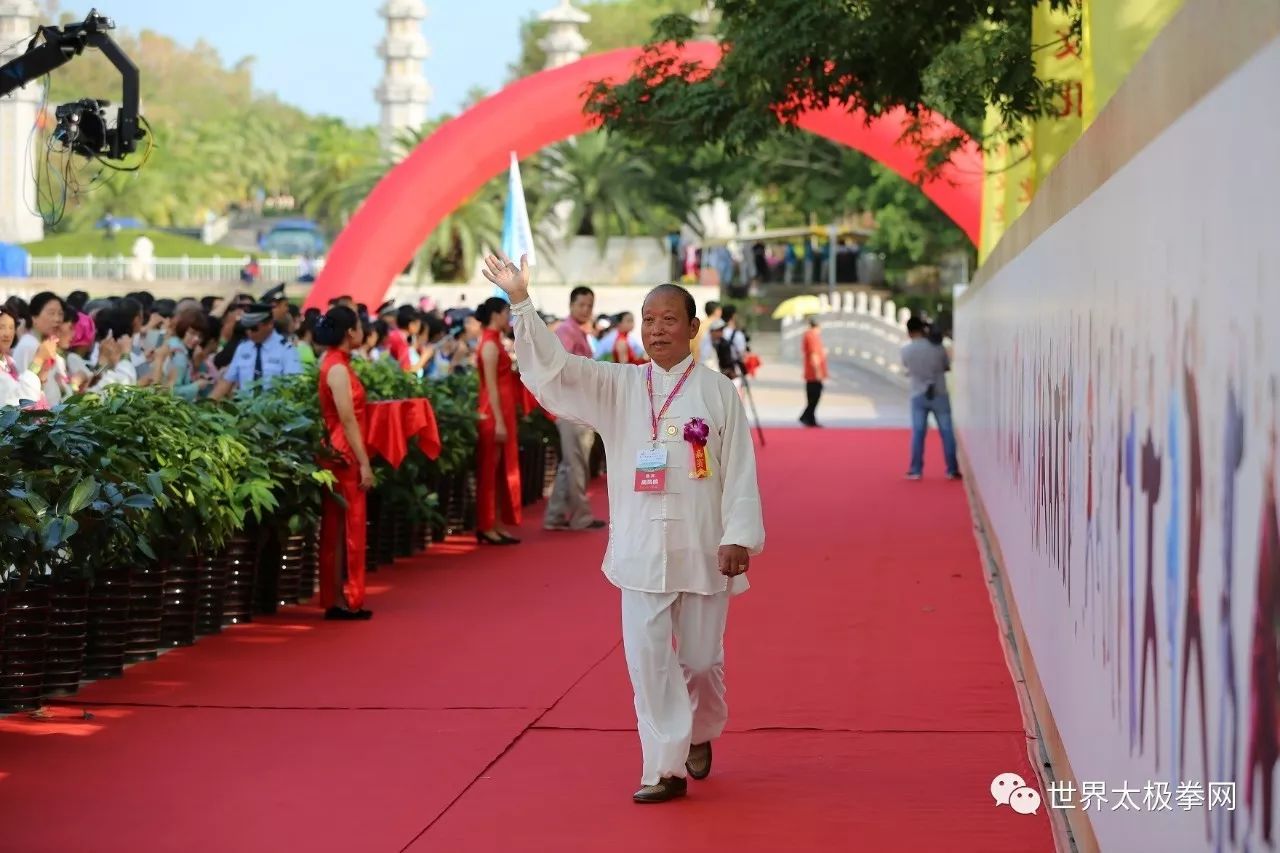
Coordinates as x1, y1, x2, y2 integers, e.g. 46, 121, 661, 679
644, 283, 697, 322
720, 304, 737, 324
704, 300, 720, 317
569, 286, 595, 304
906, 317, 926, 334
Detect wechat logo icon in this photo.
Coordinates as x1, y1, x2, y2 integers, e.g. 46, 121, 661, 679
992, 772, 1041, 815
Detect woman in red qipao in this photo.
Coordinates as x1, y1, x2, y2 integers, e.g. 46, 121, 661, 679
611, 312, 647, 365
316, 306, 376, 620
475, 297, 522, 545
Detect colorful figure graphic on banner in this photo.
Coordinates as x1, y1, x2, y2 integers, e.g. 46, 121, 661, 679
963, 287, 1280, 850
1215, 346, 1245, 851
1180, 308, 1210, 810
1139, 359, 1163, 767
1115, 332, 1127, 723
1126, 377, 1139, 752
1165, 305, 1184, 780
1245, 410, 1279, 844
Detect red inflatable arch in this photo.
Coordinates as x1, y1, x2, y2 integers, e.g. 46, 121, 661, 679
305, 43, 982, 310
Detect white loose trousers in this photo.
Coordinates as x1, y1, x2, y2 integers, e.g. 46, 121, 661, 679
622, 587, 730, 786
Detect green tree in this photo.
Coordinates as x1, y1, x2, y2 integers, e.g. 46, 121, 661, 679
585, 0, 1080, 168
501, 0, 977, 273
536, 130, 675, 254
29, 23, 373, 233
294, 120, 383, 231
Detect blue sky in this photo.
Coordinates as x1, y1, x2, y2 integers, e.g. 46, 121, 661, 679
83, 0, 546, 126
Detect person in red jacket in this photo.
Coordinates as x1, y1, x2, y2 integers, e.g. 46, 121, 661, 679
799, 317, 828, 427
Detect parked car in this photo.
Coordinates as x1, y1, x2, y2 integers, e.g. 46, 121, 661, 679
258, 219, 326, 257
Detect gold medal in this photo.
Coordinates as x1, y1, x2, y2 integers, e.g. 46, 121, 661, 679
666, 425, 678, 436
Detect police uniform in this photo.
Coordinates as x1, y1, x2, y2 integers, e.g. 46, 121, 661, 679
225, 308, 302, 392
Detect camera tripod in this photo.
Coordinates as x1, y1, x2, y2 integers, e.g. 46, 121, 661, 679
737, 367, 766, 448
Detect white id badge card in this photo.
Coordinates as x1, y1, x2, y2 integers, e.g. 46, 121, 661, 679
637, 445, 668, 470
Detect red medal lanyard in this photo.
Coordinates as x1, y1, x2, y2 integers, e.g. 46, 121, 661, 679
646, 361, 695, 442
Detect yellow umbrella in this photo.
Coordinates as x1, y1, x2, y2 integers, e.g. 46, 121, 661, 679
771, 295, 824, 320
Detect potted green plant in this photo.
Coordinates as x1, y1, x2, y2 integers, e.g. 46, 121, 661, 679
421, 372, 479, 538
0, 400, 158, 697
261, 369, 333, 602
352, 360, 429, 562
229, 374, 335, 611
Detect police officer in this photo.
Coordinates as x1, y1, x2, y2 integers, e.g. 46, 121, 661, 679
262, 283, 290, 326
210, 302, 301, 399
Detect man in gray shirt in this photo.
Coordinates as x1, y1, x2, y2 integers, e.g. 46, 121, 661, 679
901, 317, 960, 479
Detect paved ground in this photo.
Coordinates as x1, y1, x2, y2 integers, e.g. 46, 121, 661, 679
741, 333, 910, 429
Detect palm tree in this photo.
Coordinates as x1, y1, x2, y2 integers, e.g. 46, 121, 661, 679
419, 178, 504, 283
295, 120, 383, 231
535, 130, 670, 256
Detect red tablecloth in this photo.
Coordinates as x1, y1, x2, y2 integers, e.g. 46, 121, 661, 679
364, 398, 442, 469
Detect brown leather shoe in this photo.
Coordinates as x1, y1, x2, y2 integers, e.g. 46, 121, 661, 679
686, 742, 712, 780
632, 776, 688, 803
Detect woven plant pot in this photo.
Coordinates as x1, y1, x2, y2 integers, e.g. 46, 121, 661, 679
43, 575, 90, 697
298, 523, 319, 603
0, 583, 51, 712
220, 534, 258, 627
160, 556, 199, 648
194, 553, 229, 636
278, 533, 305, 607
125, 560, 168, 663
83, 566, 132, 680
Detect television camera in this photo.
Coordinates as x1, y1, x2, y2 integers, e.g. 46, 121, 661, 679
0, 9, 145, 160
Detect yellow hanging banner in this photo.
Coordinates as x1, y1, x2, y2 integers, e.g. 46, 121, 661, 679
1082, 0, 1187, 127
1031, 1, 1085, 183
979, 2, 1081, 263
978, 109, 1035, 264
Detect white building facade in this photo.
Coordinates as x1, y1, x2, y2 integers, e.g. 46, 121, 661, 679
0, 0, 45, 244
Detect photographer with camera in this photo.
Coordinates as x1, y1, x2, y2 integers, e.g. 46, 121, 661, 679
709, 319, 741, 382
901, 316, 960, 480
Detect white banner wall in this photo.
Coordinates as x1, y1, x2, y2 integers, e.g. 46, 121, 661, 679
955, 35, 1280, 853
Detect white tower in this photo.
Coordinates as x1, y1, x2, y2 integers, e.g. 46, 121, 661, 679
376, 0, 432, 152
0, 0, 45, 244
538, 0, 589, 70
539, 1, 591, 250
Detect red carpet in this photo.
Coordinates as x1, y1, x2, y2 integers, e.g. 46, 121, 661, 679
0, 429, 1053, 852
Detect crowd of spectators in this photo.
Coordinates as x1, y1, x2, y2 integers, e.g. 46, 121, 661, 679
0, 287, 494, 408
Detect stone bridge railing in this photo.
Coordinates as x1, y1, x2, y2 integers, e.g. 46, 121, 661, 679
778, 291, 912, 388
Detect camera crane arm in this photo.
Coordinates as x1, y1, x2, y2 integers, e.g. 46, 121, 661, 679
0, 9, 142, 159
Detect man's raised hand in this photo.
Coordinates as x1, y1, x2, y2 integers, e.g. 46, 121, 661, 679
481, 251, 530, 303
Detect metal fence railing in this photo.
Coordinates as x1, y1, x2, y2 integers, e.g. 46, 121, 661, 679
21, 255, 323, 283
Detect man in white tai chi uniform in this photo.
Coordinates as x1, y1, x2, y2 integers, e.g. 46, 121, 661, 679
483, 251, 765, 804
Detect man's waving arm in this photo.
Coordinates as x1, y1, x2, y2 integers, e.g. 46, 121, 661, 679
483, 252, 622, 432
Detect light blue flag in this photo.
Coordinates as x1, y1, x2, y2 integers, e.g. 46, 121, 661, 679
495, 150, 536, 302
